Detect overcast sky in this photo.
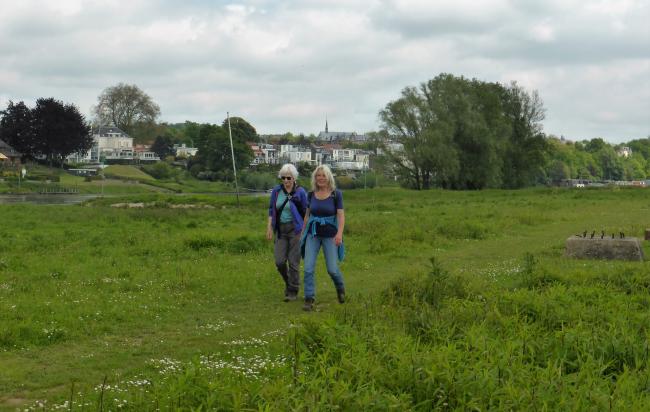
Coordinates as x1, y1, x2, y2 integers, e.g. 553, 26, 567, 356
0, 0, 648, 143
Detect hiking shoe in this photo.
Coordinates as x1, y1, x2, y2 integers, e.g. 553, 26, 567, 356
285, 293, 298, 302
337, 289, 346, 304
302, 298, 315, 311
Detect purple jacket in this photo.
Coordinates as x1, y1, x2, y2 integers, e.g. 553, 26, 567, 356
268, 184, 308, 235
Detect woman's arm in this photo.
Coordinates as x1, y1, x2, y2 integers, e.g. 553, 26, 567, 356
266, 216, 273, 240
335, 209, 345, 246
302, 209, 310, 235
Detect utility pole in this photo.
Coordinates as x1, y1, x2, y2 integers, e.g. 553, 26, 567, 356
227, 112, 240, 208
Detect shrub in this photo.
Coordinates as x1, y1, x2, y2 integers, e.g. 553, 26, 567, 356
142, 162, 178, 180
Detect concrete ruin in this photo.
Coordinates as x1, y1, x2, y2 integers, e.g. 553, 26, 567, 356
565, 236, 645, 261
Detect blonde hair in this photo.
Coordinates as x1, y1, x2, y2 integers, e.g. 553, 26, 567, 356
311, 164, 336, 191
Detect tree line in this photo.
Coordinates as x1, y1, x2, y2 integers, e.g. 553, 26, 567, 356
378, 73, 649, 189
2, 77, 647, 187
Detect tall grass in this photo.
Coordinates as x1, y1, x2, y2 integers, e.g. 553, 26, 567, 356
1, 187, 648, 410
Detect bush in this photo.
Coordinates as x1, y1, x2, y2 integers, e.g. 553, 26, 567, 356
142, 162, 178, 180
240, 171, 276, 190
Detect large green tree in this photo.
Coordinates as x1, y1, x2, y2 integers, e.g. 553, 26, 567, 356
93, 83, 160, 137
380, 74, 546, 190
0, 100, 36, 157
500, 82, 548, 188
222, 116, 258, 143
193, 121, 253, 180
1, 98, 92, 165
150, 135, 175, 159
32, 98, 93, 166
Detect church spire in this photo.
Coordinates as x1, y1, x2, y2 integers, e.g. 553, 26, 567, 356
325, 115, 328, 133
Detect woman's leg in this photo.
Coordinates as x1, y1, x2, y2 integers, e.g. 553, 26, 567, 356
274, 232, 289, 293
321, 237, 345, 292
302, 234, 321, 300
286, 228, 301, 297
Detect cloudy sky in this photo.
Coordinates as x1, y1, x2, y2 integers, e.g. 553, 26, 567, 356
0, 0, 648, 143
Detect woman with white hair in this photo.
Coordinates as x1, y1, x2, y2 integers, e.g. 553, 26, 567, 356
300, 164, 346, 311
266, 163, 308, 301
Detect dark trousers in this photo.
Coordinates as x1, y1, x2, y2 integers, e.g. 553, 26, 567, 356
274, 222, 301, 295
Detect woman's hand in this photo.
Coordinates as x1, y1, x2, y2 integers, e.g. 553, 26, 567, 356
266, 226, 273, 241
334, 232, 343, 246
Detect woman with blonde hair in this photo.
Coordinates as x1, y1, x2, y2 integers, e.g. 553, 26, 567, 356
266, 163, 308, 301
300, 164, 346, 311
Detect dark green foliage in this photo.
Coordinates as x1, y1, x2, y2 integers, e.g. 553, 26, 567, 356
141, 161, 177, 179
150, 135, 175, 159
0, 98, 92, 164
191, 122, 254, 180
380, 74, 548, 190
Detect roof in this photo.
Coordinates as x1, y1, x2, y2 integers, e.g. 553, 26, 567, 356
0, 138, 21, 157
92, 126, 130, 137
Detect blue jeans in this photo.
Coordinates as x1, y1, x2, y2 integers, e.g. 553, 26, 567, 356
303, 234, 345, 299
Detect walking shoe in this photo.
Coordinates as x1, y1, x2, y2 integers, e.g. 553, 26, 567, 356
302, 298, 315, 311
284, 293, 298, 302
336, 289, 346, 304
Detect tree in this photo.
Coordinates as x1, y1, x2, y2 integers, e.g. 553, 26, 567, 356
93, 83, 160, 136
0, 100, 36, 157
548, 160, 570, 182
222, 116, 258, 142
500, 82, 548, 188
150, 135, 175, 159
31, 98, 93, 166
1, 99, 92, 164
195, 122, 253, 179
380, 74, 531, 190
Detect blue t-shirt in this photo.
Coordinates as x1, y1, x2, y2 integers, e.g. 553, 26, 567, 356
309, 190, 343, 217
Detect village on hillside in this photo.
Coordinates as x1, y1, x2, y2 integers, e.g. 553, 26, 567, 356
0, 121, 402, 178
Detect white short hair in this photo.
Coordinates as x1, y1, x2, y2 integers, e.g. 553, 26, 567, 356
277, 163, 299, 179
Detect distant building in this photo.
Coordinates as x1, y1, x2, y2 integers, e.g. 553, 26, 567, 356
316, 118, 368, 142
0, 139, 21, 164
279, 145, 313, 164
174, 144, 198, 158
617, 147, 632, 158
67, 126, 158, 163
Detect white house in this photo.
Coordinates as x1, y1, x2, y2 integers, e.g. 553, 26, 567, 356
174, 144, 198, 158
617, 147, 632, 158
279, 145, 313, 164
260, 143, 279, 165
67, 126, 135, 163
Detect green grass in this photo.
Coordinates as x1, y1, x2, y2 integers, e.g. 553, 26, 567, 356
103, 165, 156, 181
0, 164, 232, 195
0, 187, 648, 410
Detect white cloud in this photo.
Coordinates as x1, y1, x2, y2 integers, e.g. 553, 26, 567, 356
0, 0, 647, 142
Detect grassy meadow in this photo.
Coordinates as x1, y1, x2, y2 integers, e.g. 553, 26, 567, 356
0, 187, 649, 410
0, 165, 231, 195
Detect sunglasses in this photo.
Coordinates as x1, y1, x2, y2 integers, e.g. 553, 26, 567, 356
280, 176, 293, 181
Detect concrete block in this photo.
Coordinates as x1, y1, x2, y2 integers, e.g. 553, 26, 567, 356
565, 236, 644, 261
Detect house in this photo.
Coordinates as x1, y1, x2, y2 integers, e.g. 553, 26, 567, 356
67, 126, 158, 164
259, 143, 279, 165
247, 142, 265, 165
134, 144, 160, 162
279, 145, 313, 164
617, 147, 632, 158
0, 138, 22, 164
174, 144, 198, 158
